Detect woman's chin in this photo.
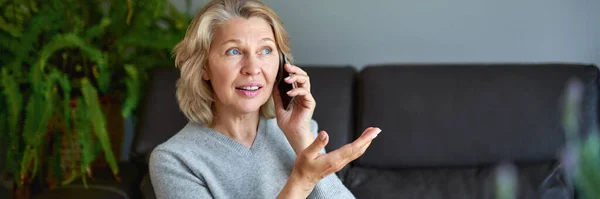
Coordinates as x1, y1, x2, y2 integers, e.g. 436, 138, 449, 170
236, 100, 268, 114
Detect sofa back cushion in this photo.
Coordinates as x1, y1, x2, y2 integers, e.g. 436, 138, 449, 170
356, 64, 599, 168
303, 66, 357, 152
132, 67, 188, 163
132, 66, 358, 163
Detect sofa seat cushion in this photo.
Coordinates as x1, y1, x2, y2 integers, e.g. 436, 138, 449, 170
345, 162, 558, 199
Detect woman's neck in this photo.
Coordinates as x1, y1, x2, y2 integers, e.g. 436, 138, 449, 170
211, 106, 261, 148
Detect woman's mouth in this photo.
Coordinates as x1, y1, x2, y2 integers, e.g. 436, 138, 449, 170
236, 86, 262, 97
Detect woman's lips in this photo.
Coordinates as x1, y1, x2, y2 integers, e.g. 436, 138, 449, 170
236, 87, 262, 97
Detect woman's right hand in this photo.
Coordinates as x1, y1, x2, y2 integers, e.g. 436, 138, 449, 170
278, 127, 381, 198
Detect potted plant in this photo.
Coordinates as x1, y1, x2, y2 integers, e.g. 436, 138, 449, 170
559, 78, 600, 199
493, 77, 600, 199
0, 0, 190, 198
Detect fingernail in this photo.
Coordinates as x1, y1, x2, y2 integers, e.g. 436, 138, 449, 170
286, 90, 292, 94
372, 128, 381, 139
284, 76, 291, 81
320, 131, 327, 141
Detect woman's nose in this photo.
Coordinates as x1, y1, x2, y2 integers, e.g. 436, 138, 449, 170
241, 55, 261, 76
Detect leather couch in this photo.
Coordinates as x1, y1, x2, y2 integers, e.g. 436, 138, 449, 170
33, 63, 599, 199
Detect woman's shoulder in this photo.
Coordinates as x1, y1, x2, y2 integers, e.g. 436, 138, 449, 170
150, 122, 211, 159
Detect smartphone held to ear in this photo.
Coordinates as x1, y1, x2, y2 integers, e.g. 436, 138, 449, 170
277, 53, 295, 110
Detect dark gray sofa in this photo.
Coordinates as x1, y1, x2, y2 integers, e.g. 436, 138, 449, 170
33, 63, 599, 199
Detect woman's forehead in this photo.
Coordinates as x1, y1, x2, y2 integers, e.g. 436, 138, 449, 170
213, 17, 275, 45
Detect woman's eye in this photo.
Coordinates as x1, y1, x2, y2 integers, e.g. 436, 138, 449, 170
226, 49, 240, 55
261, 48, 272, 55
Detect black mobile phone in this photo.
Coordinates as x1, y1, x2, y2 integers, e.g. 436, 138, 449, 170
277, 52, 295, 110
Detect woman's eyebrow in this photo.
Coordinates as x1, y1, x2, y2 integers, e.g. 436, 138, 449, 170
220, 38, 274, 46
220, 39, 241, 46
260, 38, 275, 44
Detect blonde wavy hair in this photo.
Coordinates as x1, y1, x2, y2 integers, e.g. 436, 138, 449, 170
173, 0, 293, 126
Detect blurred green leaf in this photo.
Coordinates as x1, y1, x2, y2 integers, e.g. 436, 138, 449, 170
122, 64, 140, 118
81, 79, 119, 177
0, 0, 188, 189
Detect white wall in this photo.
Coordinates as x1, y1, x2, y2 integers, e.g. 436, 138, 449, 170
171, 0, 600, 69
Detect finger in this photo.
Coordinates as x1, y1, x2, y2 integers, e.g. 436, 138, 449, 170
285, 74, 310, 91
287, 87, 313, 98
328, 127, 381, 162
302, 131, 329, 158
286, 88, 315, 108
285, 63, 307, 76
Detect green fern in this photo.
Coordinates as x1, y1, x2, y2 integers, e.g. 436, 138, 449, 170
38, 33, 104, 71
0, 72, 6, 177
17, 5, 61, 65
122, 64, 141, 118
56, 71, 72, 140
0, 15, 22, 37
0, 31, 20, 52
84, 17, 111, 41
73, 97, 94, 188
20, 67, 58, 185
1, 68, 23, 184
1, 68, 22, 145
81, 78, 119, 178
1, 0, 189, 190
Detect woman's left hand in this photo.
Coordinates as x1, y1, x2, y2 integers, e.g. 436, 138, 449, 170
273, 63, 316, 154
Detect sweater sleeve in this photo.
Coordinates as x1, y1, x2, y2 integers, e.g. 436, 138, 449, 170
307, 120, 356, 199
149, 148, 214, 199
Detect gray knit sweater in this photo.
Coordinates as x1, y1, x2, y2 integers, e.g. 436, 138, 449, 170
149, 117, 356, 199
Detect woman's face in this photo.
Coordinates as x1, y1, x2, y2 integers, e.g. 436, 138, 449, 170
205, 16, 280, 115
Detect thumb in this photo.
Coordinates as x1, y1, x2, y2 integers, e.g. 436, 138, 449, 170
302, 131, 329, 157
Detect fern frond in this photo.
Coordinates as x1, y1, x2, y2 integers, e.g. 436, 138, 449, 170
0, 15, 23, 37
37, 33, 110, 93
0, 31, 21, 53
84, 17, 111, 41
117, 29, 181, 50
0, 82, 6, 177
29, 70, 58, 147
60, 75, 71, 135
18, 5, 61, 62
152, 0, 167, 19
81, 78, 119, 177
38, 34, 102, 70
73, 98, 90, 187
1, 68, 24, 184
20, 67, 58, 182
18, 146, 34, 187
74, 97, 94, 188
122, 64, 141, 118
1, 68, 22, 140
96, 52, 110, 94
167, 2, 191, 30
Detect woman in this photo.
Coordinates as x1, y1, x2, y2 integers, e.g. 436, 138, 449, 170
148, 0, 381, 198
